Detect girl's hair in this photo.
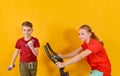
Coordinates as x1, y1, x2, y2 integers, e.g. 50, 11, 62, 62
79, 25, 104, 45
22, 21, 33, 28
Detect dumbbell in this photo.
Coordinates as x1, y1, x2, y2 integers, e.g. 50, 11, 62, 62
25, 39, 34, 47
8, 64, 15, 71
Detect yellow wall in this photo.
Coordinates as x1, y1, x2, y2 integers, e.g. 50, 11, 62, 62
0, 0, 120, 76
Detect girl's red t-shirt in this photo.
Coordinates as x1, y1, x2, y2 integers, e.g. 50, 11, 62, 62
81, 39, 111, 76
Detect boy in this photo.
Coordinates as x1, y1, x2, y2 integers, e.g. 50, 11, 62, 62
8, 21, 40, 76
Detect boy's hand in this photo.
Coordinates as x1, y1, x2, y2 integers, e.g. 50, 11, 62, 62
8, 64, 15, 71
8, 64, 14, 68
27, 40, 34, 47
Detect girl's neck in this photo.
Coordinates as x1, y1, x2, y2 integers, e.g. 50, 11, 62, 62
24, 36, 32, 41
85, 38, 91, 45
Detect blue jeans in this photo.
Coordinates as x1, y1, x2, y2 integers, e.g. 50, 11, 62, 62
90, 70, 103, 76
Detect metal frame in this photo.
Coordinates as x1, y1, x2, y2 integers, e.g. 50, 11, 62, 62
44, 43, 69, 76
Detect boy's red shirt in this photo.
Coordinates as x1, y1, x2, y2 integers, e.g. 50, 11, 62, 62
15, 37, 40, 62
81, 39, 111, 76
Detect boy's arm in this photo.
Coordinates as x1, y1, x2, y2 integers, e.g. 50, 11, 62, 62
29, 47, 39, 56
62, 47, 83, 59
9, 49, 19, 67
27, 40, 39, 56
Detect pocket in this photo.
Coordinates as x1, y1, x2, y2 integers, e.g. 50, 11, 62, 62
19, 62, 28, 70
32, 62, 37, 69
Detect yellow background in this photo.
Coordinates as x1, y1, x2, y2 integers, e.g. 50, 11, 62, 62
0, 0, 120, 76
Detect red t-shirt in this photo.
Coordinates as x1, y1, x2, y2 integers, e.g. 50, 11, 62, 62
81, 39, 111, 76
15, 37, 40, 63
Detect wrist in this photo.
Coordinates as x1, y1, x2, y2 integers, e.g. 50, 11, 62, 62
63, 55, 68, 59
10, 63, 14, 65
63, 62, 68, 67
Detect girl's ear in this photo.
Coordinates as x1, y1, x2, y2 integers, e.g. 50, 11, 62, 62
89, 32, 92, 38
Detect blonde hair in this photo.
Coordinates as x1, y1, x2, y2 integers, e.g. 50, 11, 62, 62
79, 25, 104, 45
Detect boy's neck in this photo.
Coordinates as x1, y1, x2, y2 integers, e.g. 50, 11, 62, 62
24, 36, 32, 41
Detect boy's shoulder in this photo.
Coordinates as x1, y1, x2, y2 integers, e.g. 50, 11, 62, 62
16, 36, 39, 42
16, 37, 24, 42
32, 36, 39, 40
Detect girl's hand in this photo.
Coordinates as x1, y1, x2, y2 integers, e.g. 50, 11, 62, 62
56, 62, 65, 68
57, 53, 63, 59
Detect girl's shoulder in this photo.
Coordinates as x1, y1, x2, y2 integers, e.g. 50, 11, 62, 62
89, 39, 103, 47
90, 39, 99, 44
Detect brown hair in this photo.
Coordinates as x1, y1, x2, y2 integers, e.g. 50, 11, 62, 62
22, 21, 33, 28
80, 25, 104, 45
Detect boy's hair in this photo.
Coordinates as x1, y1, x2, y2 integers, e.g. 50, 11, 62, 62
79, 25, 104, 45
22, 21, 33, 28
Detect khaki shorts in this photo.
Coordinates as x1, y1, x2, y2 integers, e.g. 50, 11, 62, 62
19, 62, 37, 76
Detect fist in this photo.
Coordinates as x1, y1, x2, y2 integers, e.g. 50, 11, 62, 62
56, 62, 65, 68
27, 40, 34, 47
8, 64, 15, 71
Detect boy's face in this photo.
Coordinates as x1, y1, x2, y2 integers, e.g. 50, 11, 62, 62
22, 26, 33, 37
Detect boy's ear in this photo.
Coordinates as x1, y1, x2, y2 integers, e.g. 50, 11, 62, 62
32, 29, 33, 32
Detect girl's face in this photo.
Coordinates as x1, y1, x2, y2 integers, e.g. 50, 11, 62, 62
78, 29, 91, 42
22, 26, 33, 38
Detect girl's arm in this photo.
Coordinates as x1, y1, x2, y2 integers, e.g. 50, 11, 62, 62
56, 49, 92, 68
27, 40, 39, 56
9, 49, 19, 67
62, 47, 83, 59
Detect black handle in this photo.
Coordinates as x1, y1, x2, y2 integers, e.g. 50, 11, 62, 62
44, 45, 56, 63
43, 43, 69, 76
46, 43, 57, 55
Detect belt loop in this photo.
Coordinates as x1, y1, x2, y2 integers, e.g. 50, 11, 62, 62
31, 62, 33, 69
29, 62, 34, 69
28, 62, 31, 69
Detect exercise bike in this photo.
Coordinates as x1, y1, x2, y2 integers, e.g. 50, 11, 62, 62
44, 43, 69, 76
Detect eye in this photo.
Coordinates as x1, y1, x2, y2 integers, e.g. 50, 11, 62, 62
81, 33, 84, 35
23, 29, 26, 31
27, 29, 31, 31
80, 33, 84, 36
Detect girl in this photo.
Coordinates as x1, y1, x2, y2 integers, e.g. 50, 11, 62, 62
56, 25, 111, 76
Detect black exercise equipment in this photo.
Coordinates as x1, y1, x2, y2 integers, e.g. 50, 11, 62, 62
44, 43, 69, 76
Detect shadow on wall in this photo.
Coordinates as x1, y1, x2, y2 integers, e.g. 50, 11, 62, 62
63, 28, 81, 54
39, 48, 59, 76
41, 22, 90, 76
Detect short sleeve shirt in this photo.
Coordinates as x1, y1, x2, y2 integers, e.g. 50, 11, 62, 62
81, 39, 111, 76
15, 37, 40, 62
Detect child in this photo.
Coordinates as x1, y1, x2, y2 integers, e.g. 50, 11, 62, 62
56, 25, 111, 76
8, 21, 40, 76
